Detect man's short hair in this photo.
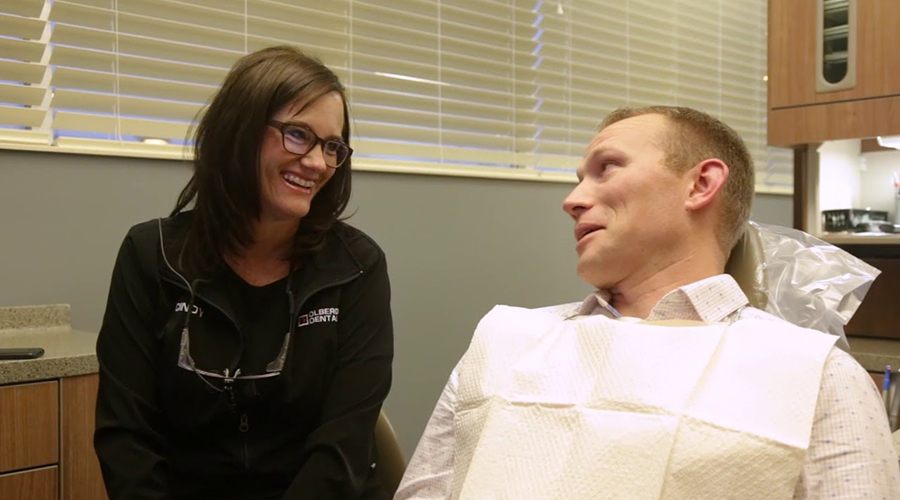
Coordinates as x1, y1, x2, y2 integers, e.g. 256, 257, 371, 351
600, 106, 754, 252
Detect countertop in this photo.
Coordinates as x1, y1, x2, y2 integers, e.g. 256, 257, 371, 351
0, 304, 98, 385
847, 336, 900, 373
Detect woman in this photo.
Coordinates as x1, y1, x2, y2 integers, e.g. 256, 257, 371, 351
94, 46, 393, 500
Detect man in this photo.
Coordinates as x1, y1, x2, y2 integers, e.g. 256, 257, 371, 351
396, 107, 899, 499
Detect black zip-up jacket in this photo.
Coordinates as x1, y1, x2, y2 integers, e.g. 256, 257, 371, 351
94, 213, 393, 500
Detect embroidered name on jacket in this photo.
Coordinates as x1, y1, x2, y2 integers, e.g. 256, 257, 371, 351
174, 302, 204, 317
298, 307, 340, 327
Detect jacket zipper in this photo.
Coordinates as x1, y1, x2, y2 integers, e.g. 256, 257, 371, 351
240, 413, 250, 469
165, 268, 365, 469
234, 269, 363, 470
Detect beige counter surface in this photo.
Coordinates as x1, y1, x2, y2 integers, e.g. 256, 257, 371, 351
848, 336, 900, 373
0, 304, 98, 385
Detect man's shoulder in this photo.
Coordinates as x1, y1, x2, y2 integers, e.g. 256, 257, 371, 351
736, 305, 786, 323
532, 301, 584, 318
737, 306, 847, 343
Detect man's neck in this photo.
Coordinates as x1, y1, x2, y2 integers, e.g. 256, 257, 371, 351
607, 249, 726, 318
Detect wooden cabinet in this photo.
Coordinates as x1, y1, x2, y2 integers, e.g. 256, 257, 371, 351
61, 375, 107, 500
0, 374, 107, 500
0, 381, 59, 472
844, 256, 900, 340
0, 467, 58, 500
768, 0, 900, 146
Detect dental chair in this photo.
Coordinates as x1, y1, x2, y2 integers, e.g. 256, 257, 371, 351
724, 220, 769, 310
725, 221, 879, 349
374, 410, 406, 497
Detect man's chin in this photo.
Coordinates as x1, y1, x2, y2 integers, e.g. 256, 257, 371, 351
576, 261, 612, 290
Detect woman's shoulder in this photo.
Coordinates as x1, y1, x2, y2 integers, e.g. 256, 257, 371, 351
121, 212, 188, 245
117, 212, 192, 267
328, 221, 386, 268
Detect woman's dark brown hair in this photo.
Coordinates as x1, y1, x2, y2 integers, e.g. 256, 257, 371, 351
171, 46, 352, 277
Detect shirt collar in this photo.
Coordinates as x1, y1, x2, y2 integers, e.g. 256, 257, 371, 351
577, 274, 750, 322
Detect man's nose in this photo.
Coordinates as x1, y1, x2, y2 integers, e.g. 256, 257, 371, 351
563, 183, 591, 220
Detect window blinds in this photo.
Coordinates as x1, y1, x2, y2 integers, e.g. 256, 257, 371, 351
0, 0, 791, 193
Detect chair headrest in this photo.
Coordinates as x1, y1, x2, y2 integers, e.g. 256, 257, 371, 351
725, 223, 768, 310
725, 221, 880, 349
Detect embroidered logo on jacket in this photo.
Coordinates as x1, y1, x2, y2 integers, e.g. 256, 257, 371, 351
174, 302, 204, 317
297, 307, 340, 328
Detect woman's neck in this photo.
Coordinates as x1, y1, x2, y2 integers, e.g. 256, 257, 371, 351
225, 218, 299, 286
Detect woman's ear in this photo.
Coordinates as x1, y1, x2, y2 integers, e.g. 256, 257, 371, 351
684, 159, 729, 212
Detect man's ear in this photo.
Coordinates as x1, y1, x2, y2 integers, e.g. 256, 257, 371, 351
684, 159, 728, 212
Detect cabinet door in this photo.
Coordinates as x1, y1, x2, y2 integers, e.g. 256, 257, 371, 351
769, 0, 900, 109
768, 0, 818, 108
61, 374, 107, 500
846, 258, 900, 340
0, 381, 59, 472
0, 467, 58, 500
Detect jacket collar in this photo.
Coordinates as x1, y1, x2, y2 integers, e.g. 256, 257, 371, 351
156, 212, 364, 318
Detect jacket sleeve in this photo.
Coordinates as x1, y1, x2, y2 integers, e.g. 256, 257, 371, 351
94, 232, 171, 499
283, 250, 394, 500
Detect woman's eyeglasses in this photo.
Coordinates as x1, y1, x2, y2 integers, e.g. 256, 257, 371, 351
268, 120, 352, 168
176, 297, 295, 406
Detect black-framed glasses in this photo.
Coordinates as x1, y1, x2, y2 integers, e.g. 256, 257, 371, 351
176, 294, 296, 405
268, 120, 352, 168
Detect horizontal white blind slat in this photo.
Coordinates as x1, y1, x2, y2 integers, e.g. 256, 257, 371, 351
52, 88, 202, 121
0, 104, 46, 127
0, 36, 45, 61
0, 59, 47, 84
0, 12, 46, 39
0, 128, 51, 145
0, 0, 44, 18
0, 82, 46, 105
54, 109, 191, 140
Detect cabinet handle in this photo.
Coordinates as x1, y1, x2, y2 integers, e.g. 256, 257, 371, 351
816, 0, 857, 92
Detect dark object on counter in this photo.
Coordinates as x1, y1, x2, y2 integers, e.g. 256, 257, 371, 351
879, 223, 900, 234
853, 222, 894, 233
823, 209, 888, 232
0, 347, 44, 360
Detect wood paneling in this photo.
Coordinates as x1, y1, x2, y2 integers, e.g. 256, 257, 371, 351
860, 138, 894, 153
793, 146, 807, 230
0, 467, 58, 500
846, 258, 900, 340
769, 0, 900, 110
768, 94, 900, 147
0, 381, 59, 473
768, 0, 817, 109
61, 374, 107, 500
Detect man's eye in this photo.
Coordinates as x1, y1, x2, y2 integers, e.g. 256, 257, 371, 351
590, 161, 613, 176
285, 127, 312, 143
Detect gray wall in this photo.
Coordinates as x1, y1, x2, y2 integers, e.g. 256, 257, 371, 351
0, 149, 792, 455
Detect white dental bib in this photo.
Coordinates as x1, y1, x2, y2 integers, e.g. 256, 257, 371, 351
451, 306, 837, 500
